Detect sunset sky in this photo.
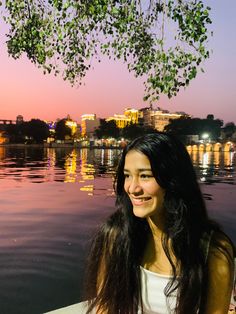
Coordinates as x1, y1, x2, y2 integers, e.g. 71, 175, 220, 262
0, 1, 235, 124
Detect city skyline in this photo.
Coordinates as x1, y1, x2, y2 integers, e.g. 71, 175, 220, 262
0, 1, 236, 124
0, 106, 187, 122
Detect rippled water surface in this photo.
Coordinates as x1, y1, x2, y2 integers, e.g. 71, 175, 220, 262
0, 146, 235, 314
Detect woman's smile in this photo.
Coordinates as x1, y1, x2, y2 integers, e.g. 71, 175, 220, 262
131, 197, 152, 206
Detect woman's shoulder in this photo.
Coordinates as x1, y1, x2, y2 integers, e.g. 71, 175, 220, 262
201, 226, 235, 258
210, 231, 235, 257
208, 231, 235, 277
204, 231, 236, 312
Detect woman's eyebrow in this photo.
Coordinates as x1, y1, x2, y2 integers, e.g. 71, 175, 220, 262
123, 168, 152, 172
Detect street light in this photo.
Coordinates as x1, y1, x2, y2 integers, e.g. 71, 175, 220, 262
202, 133, 210, 143
202, 133, 209, 140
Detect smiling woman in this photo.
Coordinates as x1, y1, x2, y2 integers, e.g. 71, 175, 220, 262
47, 133, 236, 314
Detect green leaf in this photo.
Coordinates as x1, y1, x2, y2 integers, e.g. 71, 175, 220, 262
3, 0, 212, 102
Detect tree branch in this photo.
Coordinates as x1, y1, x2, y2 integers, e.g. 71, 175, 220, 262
161, 0, 166, 51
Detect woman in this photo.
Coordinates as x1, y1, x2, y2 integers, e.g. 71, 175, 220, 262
84, 132, 235, 314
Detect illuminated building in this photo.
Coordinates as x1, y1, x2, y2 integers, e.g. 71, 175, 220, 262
46, 121, 56, 130
139, 106, 187, 131
44, 121, 56, 143
0, 131, 9, 144
81, 114, 100, 138
152, 111, 186, 131
63, 115, 79, 140
106, 108, 140, 128
66, 120, 77, 136
106, 114, 130, 128
124, 108, 139, 124
0, 119, 11, 143
139, 106, 157, 127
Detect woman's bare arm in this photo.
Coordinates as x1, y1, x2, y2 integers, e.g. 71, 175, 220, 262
204, 233, 234, 314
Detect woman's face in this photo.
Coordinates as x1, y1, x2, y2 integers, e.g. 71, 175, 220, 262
124, 150, 165, 222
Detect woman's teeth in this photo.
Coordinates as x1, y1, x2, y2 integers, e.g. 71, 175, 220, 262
132, 197, 151, 205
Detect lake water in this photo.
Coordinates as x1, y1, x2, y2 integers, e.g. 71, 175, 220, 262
0, 146, 235, 314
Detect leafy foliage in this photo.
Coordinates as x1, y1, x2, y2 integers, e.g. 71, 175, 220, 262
165, 116, 223, 140
5, 123, 26, 143
223, 122, 236, 139
24, 118, 50, 143
121, 123, 157, 140
2, 0, 212, 101
95, 119, 120, 139
5, 119, 50, 143
55, 118, 72, 140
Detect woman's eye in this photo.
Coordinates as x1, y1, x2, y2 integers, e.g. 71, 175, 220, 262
140, 174, 152, 178
124, 174, 130, 178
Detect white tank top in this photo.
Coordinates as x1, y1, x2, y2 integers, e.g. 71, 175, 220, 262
139, 266, 177, 314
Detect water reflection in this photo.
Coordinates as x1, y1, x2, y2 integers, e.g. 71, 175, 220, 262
64, 150, 77, 183
188, 150, 235, 184
0, 146, 6, 160
0, 147, 122, 197
0, 147, 235, 187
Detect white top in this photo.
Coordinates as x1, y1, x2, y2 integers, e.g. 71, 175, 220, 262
140, 266, 177, 314
45, 268, 178, 314
44, 301, 95, 314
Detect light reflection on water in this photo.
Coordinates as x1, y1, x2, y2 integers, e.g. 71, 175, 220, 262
1, 147, 235, 186
189, 149, 236, 184
0, 147, 121, 194
0, 146, 235, 314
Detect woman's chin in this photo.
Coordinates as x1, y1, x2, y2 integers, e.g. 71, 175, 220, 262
132, 207, 150, 218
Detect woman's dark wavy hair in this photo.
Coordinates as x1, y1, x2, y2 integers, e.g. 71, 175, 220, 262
84, 132, 233, 314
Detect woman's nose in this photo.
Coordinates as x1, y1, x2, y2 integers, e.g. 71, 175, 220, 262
128, 178, 142, 194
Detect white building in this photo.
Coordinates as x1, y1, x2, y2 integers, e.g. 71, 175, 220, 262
139, 106, 188, 131
81, 114, 100, 138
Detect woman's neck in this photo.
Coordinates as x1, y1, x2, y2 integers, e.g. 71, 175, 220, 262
142, 216, 178, 275
147, 216, 165, 242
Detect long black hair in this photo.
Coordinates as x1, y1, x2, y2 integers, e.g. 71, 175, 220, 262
84, 132, 232, 313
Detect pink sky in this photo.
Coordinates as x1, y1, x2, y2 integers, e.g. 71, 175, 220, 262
0, 1, 236, 124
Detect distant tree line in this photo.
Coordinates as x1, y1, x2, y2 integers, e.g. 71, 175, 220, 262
95, 116, 236, 144
6, 119, 50, 143
222, 122, 236, 139
165, 114, 224, 143
5, 118, 73, 144
3, 116, 236, 144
